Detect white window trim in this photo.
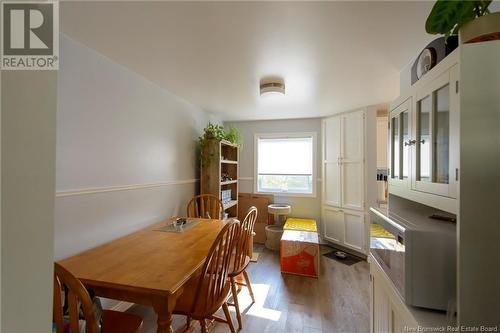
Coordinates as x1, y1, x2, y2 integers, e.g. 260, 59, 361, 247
254, 132, 317, 198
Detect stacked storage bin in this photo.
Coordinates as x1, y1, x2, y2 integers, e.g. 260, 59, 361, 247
280, 218, 320, 277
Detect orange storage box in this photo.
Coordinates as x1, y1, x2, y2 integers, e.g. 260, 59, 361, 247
280, 230, 320, 277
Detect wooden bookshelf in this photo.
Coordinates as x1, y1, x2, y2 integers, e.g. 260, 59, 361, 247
200, 139, 239, 218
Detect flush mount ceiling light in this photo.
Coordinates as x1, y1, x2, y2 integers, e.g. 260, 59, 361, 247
260, 77, 285, 97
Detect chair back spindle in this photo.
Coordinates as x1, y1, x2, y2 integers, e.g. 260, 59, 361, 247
191, 219, 239, 316
187, 194, 224, 220
233, 207, 258, 273
53, 263, 100, 333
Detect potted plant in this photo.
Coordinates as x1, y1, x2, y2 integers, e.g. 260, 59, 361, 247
224, 126, 243, 148
198, 123, 242, 166
426, 0, 500, 44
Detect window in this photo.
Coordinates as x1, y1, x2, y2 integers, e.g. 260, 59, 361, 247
254, 133, 316, 196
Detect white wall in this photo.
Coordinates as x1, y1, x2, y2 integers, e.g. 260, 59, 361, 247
365, 106, 379, 212
376, 116, 388, 169
2, 71, 57, 333
225, 118, 323, 225
55, 35, 209, 263
399, 59, 414, 94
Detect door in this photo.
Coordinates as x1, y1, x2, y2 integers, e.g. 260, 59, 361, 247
343, 210, 365, 252
322, 117, 342, 207
322, 206, 344, 244
389, 98, 411, 189
341, 110, 365, 211
412, 65, 458, 198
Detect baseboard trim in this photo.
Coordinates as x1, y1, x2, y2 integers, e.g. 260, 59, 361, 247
56, 179, 199, 197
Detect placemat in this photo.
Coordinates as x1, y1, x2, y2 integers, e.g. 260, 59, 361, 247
154, 219, 200, 233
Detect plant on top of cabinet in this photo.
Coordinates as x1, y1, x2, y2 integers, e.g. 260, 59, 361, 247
426, 0, 500, 44
224, 126, 243, 148
198, 123, 242, 166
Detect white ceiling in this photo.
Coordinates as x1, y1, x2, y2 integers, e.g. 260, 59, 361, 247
60, 1, 436, 121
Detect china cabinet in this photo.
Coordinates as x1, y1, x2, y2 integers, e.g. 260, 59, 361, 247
383, 41, 500, 327
389, 50, 459, 213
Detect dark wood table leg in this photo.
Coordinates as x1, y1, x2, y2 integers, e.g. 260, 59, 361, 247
153, 293, 178, 333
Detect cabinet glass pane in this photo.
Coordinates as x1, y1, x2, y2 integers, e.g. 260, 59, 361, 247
402, 111, 409, 179
391, 117, 399, 179
417, 95, 431, 182
435, 84, 450, 184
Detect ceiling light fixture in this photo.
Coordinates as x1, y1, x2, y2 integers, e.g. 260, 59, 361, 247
260, 77, 285, 97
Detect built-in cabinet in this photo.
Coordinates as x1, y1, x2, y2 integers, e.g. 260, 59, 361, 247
370, 254, 450, 333
370, 256, 419, 333
323, 206, 365, 252
322, 110, 367, 254
381, 42, 500, 329
389, 52, 459, 214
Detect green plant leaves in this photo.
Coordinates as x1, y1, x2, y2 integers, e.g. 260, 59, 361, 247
203, 123, 226, 141
224, 126, 243, 148
197, 123, 243, 166
425, 0, 492, 38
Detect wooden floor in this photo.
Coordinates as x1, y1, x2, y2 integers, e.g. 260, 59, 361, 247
126, 245, 370, 333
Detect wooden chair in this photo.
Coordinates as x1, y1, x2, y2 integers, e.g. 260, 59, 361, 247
173, 219, 239, 333
53, 262, 143, 333
187, 194, 224, 219
228, 206, 258, 330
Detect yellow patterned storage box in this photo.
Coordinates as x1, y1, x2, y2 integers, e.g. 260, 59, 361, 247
284, 218, 317, 233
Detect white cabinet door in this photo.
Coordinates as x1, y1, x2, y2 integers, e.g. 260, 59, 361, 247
322, 117, 342, 207
322, 206, 344, 244
341, 111, 365, 210
389, 98, 412, 190
343, 210, 365, 252
412, 65, 459, 198
341, 110, 365, 210
323, 111, 365, 211
322, 110, 366, 254
323, 207, 366, 252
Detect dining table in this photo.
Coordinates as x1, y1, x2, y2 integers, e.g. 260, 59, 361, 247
58, 217, 227, 333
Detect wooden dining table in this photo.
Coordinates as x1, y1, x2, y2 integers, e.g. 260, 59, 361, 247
58, 218, 227, 333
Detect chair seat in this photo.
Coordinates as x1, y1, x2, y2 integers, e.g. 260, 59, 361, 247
229, 255, 251, 277
101, 310, 143, 333
174, 275, 231, 318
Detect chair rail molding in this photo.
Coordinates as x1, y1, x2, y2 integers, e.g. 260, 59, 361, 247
56, 179, 199, 198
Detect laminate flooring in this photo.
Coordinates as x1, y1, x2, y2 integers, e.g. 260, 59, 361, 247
126, 245, 370, 333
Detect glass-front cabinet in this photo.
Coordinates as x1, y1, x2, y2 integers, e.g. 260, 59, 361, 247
389, 98, 411, 189
389, 64, 458, 199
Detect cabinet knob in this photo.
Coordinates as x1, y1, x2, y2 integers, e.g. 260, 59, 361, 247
404, 140, 417, 146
